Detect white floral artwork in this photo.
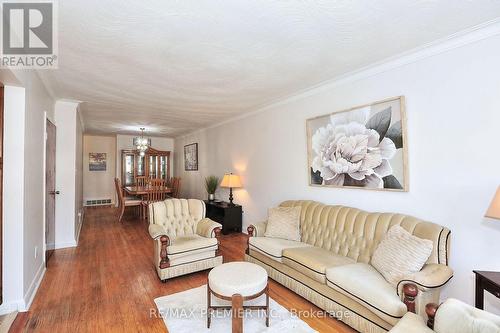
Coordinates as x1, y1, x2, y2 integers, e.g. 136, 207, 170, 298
307, 97, 408, 191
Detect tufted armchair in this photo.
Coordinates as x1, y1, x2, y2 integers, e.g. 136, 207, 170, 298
148, 198, 223, 282
390, 298, 500, 333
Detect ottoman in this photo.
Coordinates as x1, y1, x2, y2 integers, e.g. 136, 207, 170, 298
207, 262, 269, 332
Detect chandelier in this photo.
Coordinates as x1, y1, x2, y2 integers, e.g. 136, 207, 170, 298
133, 128, 151, 156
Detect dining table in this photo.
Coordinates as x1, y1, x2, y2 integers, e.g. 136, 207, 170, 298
123, 185, 173, 198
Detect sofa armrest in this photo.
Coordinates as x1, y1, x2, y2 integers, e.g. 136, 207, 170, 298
149, 223, 169, 240
398, 264, 454, 294
247, 221, 268, 237
148, 224, 171, 269
389, 312, 434, 333
398, 264, 453, 313
196, 218, 222, 238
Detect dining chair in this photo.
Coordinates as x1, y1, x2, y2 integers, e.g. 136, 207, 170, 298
141, 178, 167, 219
136, 176, 148, 186
114, 178, 142, 222
171, 177, 181, 198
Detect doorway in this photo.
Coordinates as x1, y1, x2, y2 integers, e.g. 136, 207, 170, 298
45, 119, 57, 265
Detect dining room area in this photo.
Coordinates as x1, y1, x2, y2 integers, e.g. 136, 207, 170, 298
83, 131, 180, 222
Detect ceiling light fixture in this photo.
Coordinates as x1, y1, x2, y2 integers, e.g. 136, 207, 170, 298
133, 127, 151, 156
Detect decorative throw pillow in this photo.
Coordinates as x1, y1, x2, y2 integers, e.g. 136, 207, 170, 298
264, 206, 302, 241
371, 225, 433, 286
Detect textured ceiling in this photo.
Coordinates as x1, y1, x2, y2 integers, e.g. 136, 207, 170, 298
42, 1, 500, 137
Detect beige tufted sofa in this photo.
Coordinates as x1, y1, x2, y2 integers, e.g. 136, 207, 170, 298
148, 198, 223, 282
245, 200, 453, 333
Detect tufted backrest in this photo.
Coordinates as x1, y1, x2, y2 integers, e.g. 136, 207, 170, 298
148, 198, 206, 238
279, 200, 450, 266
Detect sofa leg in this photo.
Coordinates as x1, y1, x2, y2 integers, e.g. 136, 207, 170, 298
214, 227, 222, 256
246, 225, 255, 255
426, 303, 439, 329
161, 279, 167, 283
159, 235, 171, 269
403, 283, 418, 313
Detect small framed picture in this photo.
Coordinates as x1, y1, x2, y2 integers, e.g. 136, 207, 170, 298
89, 153, 107, 171
184, 143, 198, 171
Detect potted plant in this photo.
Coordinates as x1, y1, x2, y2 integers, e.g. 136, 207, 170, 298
205, 175, 219, 201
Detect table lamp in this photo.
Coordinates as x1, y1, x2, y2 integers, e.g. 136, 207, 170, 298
485, 186, 500, 219
220, 173, 242, 205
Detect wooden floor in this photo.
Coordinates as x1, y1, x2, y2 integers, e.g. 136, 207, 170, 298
10, 207, 355, 333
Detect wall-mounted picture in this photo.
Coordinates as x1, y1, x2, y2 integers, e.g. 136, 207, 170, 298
89, 153, 107, 171
184, 143, 198, 171
307, 96, 408, 191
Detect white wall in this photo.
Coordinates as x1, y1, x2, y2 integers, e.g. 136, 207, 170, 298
54, 101, 82, 249
83, 135, 117, 203
115, 134, 174, 182
175, 31, 500, 313
1, 86, 26, 314
0, 70, 56, 313
21, 72, 55, 311
75, 111, 84, 240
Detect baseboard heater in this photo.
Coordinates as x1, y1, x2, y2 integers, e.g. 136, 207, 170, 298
84, 198, 112, 206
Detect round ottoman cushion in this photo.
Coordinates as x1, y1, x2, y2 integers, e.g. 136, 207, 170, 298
208, 262, 268, 297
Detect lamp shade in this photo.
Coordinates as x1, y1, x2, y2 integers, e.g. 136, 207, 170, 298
220, 173, 242, 188
485, 186, 500, 219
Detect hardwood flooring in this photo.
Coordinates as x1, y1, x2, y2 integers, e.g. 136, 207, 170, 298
10, 207, 355, 333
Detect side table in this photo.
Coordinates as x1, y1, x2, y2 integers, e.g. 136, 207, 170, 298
473, 270, 500, 309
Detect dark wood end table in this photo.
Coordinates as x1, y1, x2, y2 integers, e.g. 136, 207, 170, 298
473, 270, 500, 309
204, 200, 243, 234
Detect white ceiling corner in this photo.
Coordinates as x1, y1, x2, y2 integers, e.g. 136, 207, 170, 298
42, 0, 500, 137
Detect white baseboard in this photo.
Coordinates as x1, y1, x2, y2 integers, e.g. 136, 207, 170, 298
75, 209, 84, 245
19, 263, 46, 312
0, 301, 22, 316
54, 241, 77, 250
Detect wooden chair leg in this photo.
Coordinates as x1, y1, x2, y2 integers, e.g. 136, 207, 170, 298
232, 294, 243, 333
265, 284, 269, 327
119, 205, 125, 222
207, 285, 212, 328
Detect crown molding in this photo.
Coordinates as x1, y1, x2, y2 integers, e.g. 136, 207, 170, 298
176, 18, 500, 139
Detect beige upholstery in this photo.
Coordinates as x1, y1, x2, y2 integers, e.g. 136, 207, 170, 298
371, 225, 434, 286
208, 262, 268, 297
248, 236, 311, 262
265, 206, 302, 241
250, 221, 268, 237
246, 200, 453, 333
434, 298, 500, 333
396, 264, 454, 293
283, 246, 355, 283
280, 200, 450, 265
247, 250, 392, 333
197, 218, 224, 238
326, 263, 407, 325
389, 312, 433, 333
390, 298, 500, 333
167, 235, 217, 257
149, 198, 205, 237
148, 198, 223, 281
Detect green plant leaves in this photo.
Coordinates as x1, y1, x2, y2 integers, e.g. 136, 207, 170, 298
366, 107, 392, 141
385, 121, 403, 149
205, 176, 219, 194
